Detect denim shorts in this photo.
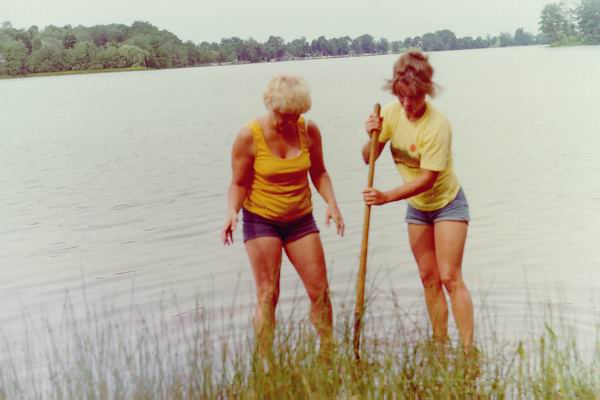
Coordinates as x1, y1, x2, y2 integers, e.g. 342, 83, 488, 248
242, 208, 320, 243
405, 188, 470, 225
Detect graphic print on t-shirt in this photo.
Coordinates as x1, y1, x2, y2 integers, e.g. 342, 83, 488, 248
390, 145, 420, 168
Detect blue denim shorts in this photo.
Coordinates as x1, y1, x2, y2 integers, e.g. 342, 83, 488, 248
405, 188, 470, 225
242, 208, 320, 243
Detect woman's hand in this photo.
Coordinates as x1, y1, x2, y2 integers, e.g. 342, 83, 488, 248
364, 112, 383, 136
362, 187, 389, 206
221, 210, 238, 245
325, 203, 345, 236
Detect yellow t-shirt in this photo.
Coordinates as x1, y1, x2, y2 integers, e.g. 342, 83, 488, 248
379, 101, 460, 211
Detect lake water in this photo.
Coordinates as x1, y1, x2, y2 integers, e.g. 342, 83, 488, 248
1, 46, 600, 354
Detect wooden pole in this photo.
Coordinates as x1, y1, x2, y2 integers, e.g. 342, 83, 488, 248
353, 103, 381, 360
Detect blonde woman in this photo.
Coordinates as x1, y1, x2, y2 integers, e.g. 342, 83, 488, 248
363, 51, 474, 351
222, 75, 344, 355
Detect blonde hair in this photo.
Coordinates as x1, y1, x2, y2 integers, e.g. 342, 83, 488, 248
263, 74, 311, 114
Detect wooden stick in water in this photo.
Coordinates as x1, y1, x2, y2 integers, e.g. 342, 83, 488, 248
353, 102, 381, 360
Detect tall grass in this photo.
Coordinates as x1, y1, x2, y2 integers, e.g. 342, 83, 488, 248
0, 288, 598, 399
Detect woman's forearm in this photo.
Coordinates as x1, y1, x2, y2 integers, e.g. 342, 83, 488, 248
312, 173, 338, 206
385, 175, 435, 203
227, 184, 247, 213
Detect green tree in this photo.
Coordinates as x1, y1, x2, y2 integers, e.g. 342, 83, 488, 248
169, 44, 188, 67
376, 38, 390, 54
63, 33, 77, 49
32, 38, 42, 51
498, 32, 514, 47
390, 40, 404, 53
264, 35, 286, 60
576, 0, 600, 43
243, 38, 263, 62
0, 40, 28, 74
473, 36, 486, 48
131, 21, 158, 35
217, 38, 237, 62
411, 36, 422, 48
312, 36, 333, 56
514, 28, 534, 45
356, 34, 376, 53
118, 44, 148, 67
89, 26, 110, 47
197, 42, 218, 64
458, 36, 475, 49
220, 37, 246, 62
182, 40, 201, 65
287, 37, 310, 58
540, 3, 570, 42
15, 30, 33, 53
98, 45, 122, 68
331, 36, 351, 55
146, 36, 170, 68
27, 45, 65, 73
535, 32, 552, 44
421, 32, 444, 51
40, 25, 67, 42
68, 41, 98, 70
435, 29, 458, 50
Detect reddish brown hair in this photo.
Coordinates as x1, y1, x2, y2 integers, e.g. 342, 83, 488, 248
385, 51, 436, 97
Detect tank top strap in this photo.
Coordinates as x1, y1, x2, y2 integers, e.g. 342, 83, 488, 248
297, 116, 309, 152
247, 119, 267, 155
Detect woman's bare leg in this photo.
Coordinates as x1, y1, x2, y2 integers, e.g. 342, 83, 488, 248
408, 223, 449, 342
283, 233, 333, 346
434, 221, 474, 349
245, 236, 283, 355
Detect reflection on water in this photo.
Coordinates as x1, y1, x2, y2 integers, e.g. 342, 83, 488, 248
1, 46, 599, 351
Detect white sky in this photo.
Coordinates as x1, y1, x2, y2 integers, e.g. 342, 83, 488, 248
4, 0, 549, 43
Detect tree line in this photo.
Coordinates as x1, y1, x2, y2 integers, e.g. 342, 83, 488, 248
0, 21, 544, 77
539, 0, 600, 45
0, 18, 564, 77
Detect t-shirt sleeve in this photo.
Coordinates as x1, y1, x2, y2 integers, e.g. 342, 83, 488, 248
418, 127, 451, 171
378, 107, 392, 144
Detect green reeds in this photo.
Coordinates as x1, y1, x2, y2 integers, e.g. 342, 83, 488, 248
0, 289, 598, 399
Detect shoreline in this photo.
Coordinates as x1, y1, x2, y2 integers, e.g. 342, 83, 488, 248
3, 43, 593, 81
0, 66, 151, 80
0, 52, 388, 81
0, 46, 547, 81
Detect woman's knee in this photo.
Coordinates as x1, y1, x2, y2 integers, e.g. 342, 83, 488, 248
257, 285, 280, 308
307, 284, 330, 305
440, 273, 464, 294
419, 270, 442, 289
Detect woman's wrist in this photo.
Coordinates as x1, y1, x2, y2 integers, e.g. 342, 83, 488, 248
384, 190, 401, 203
381, 191, 390, 204
228, 207, 239, 215
327, 201, 339, 209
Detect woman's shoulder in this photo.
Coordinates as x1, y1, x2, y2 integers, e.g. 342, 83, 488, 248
425, 104, 451, 131
381, 101, 403, 120
233, 123, 256, 154
304, 118, 321, 147
239, 116, 267, 140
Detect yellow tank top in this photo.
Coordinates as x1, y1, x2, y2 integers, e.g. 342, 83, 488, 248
242, 117, 313, 221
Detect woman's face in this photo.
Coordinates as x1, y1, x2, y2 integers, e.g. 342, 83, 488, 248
395, 81, 426, 120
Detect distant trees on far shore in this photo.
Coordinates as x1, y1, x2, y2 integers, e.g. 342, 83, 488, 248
539, 0, 600, 45
0, 21, 546, 77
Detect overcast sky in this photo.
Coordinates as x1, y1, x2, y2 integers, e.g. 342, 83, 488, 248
4, 0, 549, 43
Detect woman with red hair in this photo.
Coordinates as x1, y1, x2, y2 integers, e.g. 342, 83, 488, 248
362, 51, 474, 351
